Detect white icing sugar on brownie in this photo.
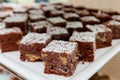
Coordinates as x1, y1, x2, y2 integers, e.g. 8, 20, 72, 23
70, 31, 95, 42
42, 40, 78, 54
20, 33, 51, 45
107, 20, 120, 25
0, 22, 6, 30
0, 27, 22, 35
64, 13, 79, 18
47, 27, 68, 35
66, 22, 83, 28
47, 17, 66, 23
86, 24, 111, 33
112, 15, 120, 21
80, 16, 100, 22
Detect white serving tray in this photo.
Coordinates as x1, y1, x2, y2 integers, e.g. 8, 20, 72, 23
0, 40, 120, 80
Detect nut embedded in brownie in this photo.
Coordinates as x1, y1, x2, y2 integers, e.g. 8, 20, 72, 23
63, 13, 80, 21
41, 40, 79, 76
30, 21, 52, 33
47, 26, 69, 40
29, 14, 46, 22
19, 33, 52, 62
0, 27, 22, 52
4, 15, 28, 35
104, 20, 120, 39
66, 21, 84, 35
80, 16, 100, 25
47, 17, 66, 27
69, 31, 96, 62
86, 24, 112, 48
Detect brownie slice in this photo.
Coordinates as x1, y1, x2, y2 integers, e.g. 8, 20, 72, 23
54, 5, 63, 10
70, 31, 96, 62
66, 21, 84, 35
28, 9, 44, 15
111, 15, 120, 22
4, 15, 28, 35
41, 40, 79, 76
41, 6, 55, 17
29, 14, 46, 22
104, 20, 120, 39
86, 24, 112, 48
0, 27, 22, 52
75, 10, 90, 17
80, 16, 100, 25
63, 13, 80, 21
50, 10, 64, 17
47, 17, 66, 27
30, 21, 51, 33
63, 8, 75, 13
47, 27, 69, 40
91, 11, 111, 22
19, 33, 52, 61
63, 3, 73, 8
74, 5, 85, 10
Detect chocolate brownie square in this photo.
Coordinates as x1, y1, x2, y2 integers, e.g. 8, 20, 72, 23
4, 15, 28, 35
30, 21, 51, 33
91, 11, 111, 22
63, 13, 80, 21
104, 20, 120, 39
74, 5, 85, 10
63, 3, 73, 8
63, 8, 75, 13
41, 40, 79, 76
111, 15, 120, 22
69, 31, 96, 62
75, 10, 90, 17
42, 6, 55, 17
50, 10, 64, 17
80, 16, 100, 25
66, 21, 84, 35
47, 17, 66, 27
54, 5, 63, 10
86, 24, 112, 48
29, 14, 46, 22
19, 33, 52, 61
47, 27, 69, 40
28, 9, 44, 15
0, 27, 22, 52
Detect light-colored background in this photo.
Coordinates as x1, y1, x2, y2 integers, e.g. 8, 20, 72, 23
70, 0, 120, 79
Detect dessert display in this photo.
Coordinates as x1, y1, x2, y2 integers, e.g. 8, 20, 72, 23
1, 2, 120, 77
86, 24, 112, 48
19, 33, 51, 61
41, 40, 79, 76
0, 27, 22, 52
69, 31, 96, 62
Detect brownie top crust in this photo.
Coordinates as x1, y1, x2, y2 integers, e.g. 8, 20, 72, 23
0, 11, 11, 18
20, 33, 51, 45
29, 14, 46, 19
29, 9, 44, 14
86, 24, 111, 33
47, 27, 68, 35
106, 20, 120, 26
42, 6, 55, 11
4, 15, 27, 22
111, 15, 120, 21
0, 27, 22, 35
80, 16, 100, 22
66, 21, 83, 28
42, 40, 78, 54
47, 17, 66, 23
64, 13, 79, 18
70, 31, 95, 42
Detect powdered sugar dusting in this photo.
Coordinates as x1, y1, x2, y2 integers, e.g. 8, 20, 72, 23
42, 40, 78, 54
0, 22, 6, 30
47, 27, 68, 35
20, 33, 51, 45
108, 20, 120, 25
80, 16, 100, 22
47, 17, 66, 23
0, 27, 22, 35
64, 13, 79, 18
70, 31, 95, 42
66, 21, 83, 28
86, 24, 111, 33
112, 15, 120, 21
